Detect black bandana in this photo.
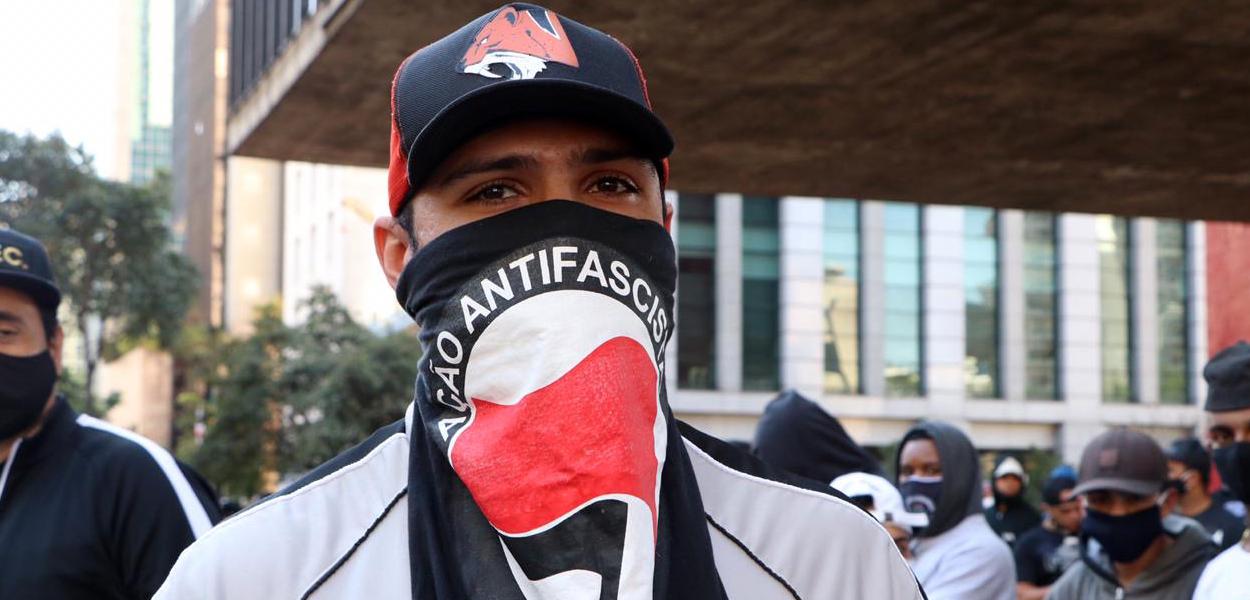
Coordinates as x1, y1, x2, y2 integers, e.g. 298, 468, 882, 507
396, 201, 727, 600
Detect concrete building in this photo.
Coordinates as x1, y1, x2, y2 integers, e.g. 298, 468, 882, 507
281, 162, 405, 330
666, 194, 1220, 462
98, 0, 178, 444
110, 0, 175, 184
184, 2, 1250, 458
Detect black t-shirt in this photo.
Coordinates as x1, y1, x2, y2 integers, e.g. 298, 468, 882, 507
1193, 502, 1246, 550
1014, 524, 1081, 586
984, 500, 1041, 548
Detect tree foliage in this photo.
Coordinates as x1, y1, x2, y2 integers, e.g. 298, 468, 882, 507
182, 288, 421, 499
0, 131, 198, 415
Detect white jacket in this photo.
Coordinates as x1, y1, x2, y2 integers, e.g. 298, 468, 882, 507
157, 405, 924, 599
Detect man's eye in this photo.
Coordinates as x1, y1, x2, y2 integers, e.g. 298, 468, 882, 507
591, 176, 639, 194
468, 183, 519, 204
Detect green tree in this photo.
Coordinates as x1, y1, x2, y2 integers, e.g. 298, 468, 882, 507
185, 288, 420, 499
0, 131, 198, 414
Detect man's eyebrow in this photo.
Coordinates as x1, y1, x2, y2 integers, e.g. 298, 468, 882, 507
575, 147, 651, 167
433, 154, 542, 189
0, 310, 23, 325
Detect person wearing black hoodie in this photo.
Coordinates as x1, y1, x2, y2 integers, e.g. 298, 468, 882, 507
897, 421, 1015, 599
753, 389, 885, 483
983, 455, 1041, 548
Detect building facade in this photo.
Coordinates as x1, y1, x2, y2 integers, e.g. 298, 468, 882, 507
281, 161, 407, 330
667, 195, 1212, 463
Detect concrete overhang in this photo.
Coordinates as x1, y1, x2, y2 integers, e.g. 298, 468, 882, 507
228, 0, 1250, 221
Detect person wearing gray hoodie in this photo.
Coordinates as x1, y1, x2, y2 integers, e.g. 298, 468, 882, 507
1047, 428, 1217, 599
897, 421, 1015, 600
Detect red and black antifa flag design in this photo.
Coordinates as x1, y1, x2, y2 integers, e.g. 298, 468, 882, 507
397, 201, 728, 600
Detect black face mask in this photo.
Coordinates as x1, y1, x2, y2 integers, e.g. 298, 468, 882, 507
1213, 443, 1250, 503
394, 201, 725, 599
0, 350, 56, 440
1082, 505, 1164, 563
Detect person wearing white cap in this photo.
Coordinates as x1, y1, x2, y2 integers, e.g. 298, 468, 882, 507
983, 455, 1041, 549
832, 472, 930, 559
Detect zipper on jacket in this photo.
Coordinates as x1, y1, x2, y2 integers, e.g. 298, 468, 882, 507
0, 437, 23, 507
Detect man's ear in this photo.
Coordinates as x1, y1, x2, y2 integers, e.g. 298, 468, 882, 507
662, 199, 674, 232
49, 326, 64, 375
374, 216, 414, 290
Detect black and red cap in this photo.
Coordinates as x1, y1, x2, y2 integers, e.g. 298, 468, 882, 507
387, 3, 674, 216
0, 228, 61, 310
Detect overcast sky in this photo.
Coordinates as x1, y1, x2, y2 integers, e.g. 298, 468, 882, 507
0, 1, 123, 176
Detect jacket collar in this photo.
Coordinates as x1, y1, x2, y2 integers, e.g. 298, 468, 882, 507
13, 396, 78, 470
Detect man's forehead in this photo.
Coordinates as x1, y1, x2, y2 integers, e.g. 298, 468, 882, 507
0, 286, 41, 318
1210, 407, 1250, 428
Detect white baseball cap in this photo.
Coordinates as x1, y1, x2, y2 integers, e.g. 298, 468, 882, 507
831, 472, 930, 531
994, 456, 1027, 481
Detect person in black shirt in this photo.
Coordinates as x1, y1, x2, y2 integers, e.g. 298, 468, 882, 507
984, 455, 1041, 547
1167, 437, 1245, 550
0, 229, 221, 599
1014, 473, 1082, 600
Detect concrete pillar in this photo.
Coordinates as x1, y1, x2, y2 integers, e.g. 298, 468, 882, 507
923, 205, 966, 419
1132, 219, 1160, 404
1188, 222, 1208, 407
716, 194, 743, 392
1057, 213, 1103, 463
1000, 210, 1026, 402
779, 197, 826, 398
860, 201, 887, 397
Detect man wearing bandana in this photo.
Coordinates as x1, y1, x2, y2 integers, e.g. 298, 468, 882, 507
155, 4, 924, 599
0, 229, 220, 599
1195, 342, 1250, 598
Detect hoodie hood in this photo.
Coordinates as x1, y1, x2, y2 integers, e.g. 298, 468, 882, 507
753, 390, 884, 484
897, 421, 983, 538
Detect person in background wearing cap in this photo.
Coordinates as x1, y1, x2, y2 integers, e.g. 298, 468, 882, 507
155, 5, 924, 599
1167, 437, 1244, 550
1012, 473, 1081, 600
897, 421, 1015, 599
983, 454, 1041, 548
832, 471, 931, 560
0, 229, 220, 599
1194, 341, 1250, 598
1047, 428, 1216, 600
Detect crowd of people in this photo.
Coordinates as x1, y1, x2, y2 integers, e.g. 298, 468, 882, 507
1, 3, 1249, 599
791, 341, 1250, 599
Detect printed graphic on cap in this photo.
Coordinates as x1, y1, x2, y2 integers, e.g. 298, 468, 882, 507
1, 245, 28, 270
460, 6, 579, 80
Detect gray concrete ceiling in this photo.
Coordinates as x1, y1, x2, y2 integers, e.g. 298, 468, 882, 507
230, 0, 1250, 221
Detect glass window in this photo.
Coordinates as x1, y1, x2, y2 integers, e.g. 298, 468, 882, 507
884, 202, 923, 396
965, 208, 1000, 398
823, 200, 860, 394
676, 194, 716, 389
742, 196, 780, 391
1098, 215, 1133, 402
1023, 212, 1059, 400
1157, 220, 1189, 404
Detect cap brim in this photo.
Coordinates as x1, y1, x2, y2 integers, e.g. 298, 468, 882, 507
404, 78, 674, 197
1072, 477, 1160, 497
0, 271, 61, 309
